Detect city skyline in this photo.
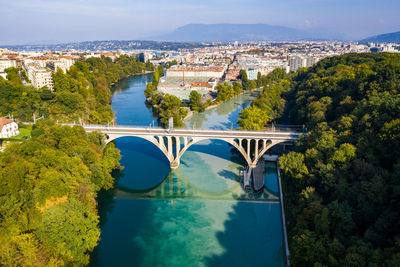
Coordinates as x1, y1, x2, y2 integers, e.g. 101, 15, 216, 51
1, 0, 400, 45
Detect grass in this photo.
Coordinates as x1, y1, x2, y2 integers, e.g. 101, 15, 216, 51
4, 128, 31, 141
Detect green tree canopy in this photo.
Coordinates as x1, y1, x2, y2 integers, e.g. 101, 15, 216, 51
237, 106, 270, 130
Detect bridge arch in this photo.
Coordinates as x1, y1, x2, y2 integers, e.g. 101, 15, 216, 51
105, 133, 286, 169
178, 137, 286, 169
105, 133, 174, 164
175, 137, 253, 167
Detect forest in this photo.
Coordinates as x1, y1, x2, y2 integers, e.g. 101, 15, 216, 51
0, 55, 151, 265
0, 120, 121, 265
237, 68, 293, 130
0, 55, 153, 124
276, 53, 400, 266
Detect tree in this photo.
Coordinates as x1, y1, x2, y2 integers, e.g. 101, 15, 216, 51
216, 83, 234, 102
237, 106, 270, 130
36, 200, 99, 265
279, 152, 309, 179
239, 69, 248, 83
145, 60, 154, 71
189, 90, 205, 111
5, 67, 22, 87
257, 72, 262, 87
158, 94, 186, 127
233, 81, 242, 95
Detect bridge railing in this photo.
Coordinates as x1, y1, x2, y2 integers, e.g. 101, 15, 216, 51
59, 123, 306, 134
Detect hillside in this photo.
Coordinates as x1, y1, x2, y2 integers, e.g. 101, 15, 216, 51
278, 53, 400, 266
360, 31, 400, 43
155, 23, 330, 42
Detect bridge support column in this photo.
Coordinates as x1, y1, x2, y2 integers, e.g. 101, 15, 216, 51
249, 163, 257, 168
170, 159, 180, 169
166, 136, 173, 159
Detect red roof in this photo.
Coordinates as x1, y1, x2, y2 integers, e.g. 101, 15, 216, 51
0, 117, 13, 132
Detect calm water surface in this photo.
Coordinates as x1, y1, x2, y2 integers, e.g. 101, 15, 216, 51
90, 74, 285, 266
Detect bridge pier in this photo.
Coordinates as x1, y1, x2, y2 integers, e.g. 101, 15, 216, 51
249, 163, 257, 169
170, 159, 180, 169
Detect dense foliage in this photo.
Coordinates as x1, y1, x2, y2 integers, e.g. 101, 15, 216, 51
189, 90, 207, 112
144, 65, 165, 104
238, 68, 292, 130
0, 121, 121, 266
4, 67, 23, 87
157, 94, 188, 128
239, 69, 257, 90
216, 82, 242, 102
0, 55, 152, 123
278, 53, 400, 266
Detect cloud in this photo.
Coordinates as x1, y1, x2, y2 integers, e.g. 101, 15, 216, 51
378, 18, 385, 24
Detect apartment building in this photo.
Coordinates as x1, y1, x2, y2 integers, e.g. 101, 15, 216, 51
47, 57, 75, 73
0, 59, 17, 72
26, 65, 54, 90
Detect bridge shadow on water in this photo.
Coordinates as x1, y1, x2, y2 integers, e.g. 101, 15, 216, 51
217, 169, 241, 182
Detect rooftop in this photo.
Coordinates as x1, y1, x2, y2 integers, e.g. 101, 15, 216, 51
0, 117, 13, 132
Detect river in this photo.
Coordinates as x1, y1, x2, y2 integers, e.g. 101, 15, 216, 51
90, 73, 285, 266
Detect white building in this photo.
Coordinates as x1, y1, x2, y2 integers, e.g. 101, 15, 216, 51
0, 118, 19, 138
0, 59, 17, 72
26, 65, 54, 90
288, 55, 307, 72
288, 55, 319, 72
48, 57, 75, 73
166, 66, 226, 79
247, 68, 258, 80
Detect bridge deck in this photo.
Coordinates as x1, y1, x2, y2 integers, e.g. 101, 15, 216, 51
66, 124, 304, 140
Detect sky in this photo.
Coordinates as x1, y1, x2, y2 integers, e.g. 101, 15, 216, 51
0, 0, 399, 44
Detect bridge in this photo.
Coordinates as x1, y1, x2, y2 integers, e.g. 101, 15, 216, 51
69, 124, 304, 169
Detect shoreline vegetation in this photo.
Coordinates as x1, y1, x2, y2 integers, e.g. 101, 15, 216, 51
182, 88, 263, 122
246, 53, 400, 266
0, 56, 154, 265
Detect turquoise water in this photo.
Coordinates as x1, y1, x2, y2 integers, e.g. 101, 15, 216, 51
90, 74, 285, 266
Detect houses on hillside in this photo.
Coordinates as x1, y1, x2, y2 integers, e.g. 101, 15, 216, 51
0, 117, 19, 138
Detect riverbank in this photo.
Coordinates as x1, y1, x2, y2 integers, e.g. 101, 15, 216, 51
277, 162, 290, 267
183, 88, 262, 123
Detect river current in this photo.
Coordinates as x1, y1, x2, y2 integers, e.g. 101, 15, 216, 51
90, 73, 285, 266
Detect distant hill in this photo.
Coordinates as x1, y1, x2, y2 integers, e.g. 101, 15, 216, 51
360, 31, 400, 43
154, 23, 335, 42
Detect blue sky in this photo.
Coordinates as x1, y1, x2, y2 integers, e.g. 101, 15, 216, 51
0, 0, 399, 44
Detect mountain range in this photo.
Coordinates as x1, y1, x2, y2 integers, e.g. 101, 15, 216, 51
360, 31, 400, 43
154, 23, 343, 42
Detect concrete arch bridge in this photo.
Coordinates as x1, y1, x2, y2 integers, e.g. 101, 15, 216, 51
74, 124, 303, 169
